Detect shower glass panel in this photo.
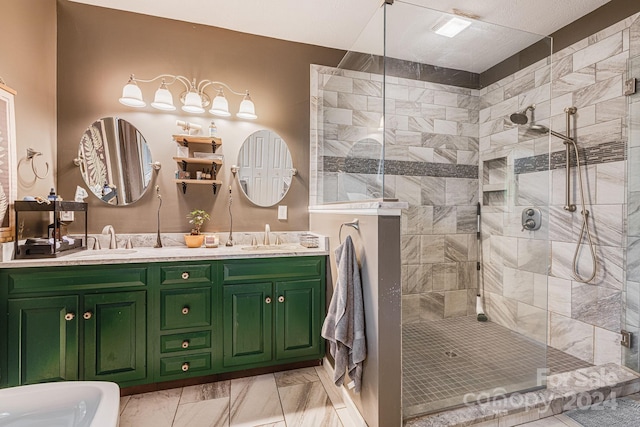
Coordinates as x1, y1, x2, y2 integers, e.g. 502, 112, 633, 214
383, 1, 552, 418
624, 48, 640, 372
311, 0, 553, 420
310, 5, 385, 204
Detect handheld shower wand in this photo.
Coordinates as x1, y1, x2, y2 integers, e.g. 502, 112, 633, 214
509, 105, 597, 283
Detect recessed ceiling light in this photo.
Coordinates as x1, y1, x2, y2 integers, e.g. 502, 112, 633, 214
432, 16, 472, 38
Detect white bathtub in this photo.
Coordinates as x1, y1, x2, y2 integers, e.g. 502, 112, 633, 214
0, 381, 120, 427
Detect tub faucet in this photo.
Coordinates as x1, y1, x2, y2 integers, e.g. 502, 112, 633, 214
101, 225, 117, 249
264, 224, 270, 246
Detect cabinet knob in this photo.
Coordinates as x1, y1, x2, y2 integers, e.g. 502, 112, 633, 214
181, 362, 190, 372
64, 312, 75, 321
182, 340, 190, 349
181, 272, 190, 280
181, 306, 190, 315
265, 297, 272, 304
83, 311, 93, 320
278, 296, 285, 303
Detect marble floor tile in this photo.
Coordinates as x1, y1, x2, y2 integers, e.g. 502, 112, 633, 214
517, 415, 573, 426
173, 398, 230, 427
230, 374, 284, 427
181, 381, 230, 404
274, 367, 319, 387
315, 366, 346, 409
119, 388, 182, 427
279, 381, 342, 427
120, 396, 131, 414
336, 407, 357, 427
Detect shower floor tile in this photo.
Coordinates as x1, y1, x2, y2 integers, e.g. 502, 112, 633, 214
403, 316, 593, 418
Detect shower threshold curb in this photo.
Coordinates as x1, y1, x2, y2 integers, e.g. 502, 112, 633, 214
403, 363, 640, 427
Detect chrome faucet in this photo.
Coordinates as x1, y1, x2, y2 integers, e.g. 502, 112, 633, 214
101, 225, 117, 249
264, 224, 270, 246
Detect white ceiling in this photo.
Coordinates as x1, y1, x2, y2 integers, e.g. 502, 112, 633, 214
70, 0, 612, 72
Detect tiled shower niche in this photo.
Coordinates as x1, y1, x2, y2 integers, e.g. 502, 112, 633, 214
482, 155, 507, 206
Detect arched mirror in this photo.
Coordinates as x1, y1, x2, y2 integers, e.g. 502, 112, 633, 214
235, 130, 295, 207
76, 117, 153, 205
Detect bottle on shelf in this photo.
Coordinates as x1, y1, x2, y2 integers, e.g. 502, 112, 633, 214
48, 188, 57, 201
208, 121, 217, 137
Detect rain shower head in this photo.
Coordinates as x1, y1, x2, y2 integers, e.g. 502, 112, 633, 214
529, 123, 549, 133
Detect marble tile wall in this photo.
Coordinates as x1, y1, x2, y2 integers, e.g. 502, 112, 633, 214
311, 65, 480, 321
311, 12, 640, 364
480, 12, 640, 363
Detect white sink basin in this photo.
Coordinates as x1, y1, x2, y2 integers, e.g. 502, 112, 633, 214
74, 249, 137, 257
241, 245, 302, 251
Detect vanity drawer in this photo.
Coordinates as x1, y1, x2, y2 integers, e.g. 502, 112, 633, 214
160, 330, 211, 353
160, 288, 211, 330
223, 257, 323, 283
159, 353, 212, 377
160, 264, 211, 285
5, 265, 147, 294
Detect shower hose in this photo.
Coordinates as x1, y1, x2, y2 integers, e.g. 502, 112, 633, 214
567, 140, 598, 283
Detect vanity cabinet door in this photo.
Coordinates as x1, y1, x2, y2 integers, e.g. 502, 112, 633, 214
7, 296, 79, 385
275, 279, 322, 361
223, 282, 272, 367
83, 291, 146, 382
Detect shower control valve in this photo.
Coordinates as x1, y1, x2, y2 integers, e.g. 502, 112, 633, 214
521, 207, 542, 232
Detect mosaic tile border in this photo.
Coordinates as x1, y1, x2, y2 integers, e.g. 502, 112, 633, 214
514, 140, 626, 175
322, 156, 478, 178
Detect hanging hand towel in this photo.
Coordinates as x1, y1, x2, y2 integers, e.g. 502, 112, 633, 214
321, 235, 366, 393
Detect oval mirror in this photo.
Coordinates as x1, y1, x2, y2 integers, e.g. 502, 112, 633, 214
236, 130, 295, 207
77, 117, 153, 205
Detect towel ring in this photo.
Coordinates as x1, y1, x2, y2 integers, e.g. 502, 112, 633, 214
339, 218, 360, 244
26, 148, 49, 180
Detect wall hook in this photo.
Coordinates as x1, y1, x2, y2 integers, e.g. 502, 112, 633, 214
26, 148, 49, 179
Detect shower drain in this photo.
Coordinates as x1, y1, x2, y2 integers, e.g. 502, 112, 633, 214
444, 350, 458, 358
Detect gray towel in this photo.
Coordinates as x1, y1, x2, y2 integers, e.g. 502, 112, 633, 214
321, 235, 366, 393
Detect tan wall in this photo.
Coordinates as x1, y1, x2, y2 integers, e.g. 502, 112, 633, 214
0, 0, 57, 199
56, 0, 344, 233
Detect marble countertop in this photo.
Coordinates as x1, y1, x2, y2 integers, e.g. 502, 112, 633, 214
0, 232, 328, 268
0, 244, 328, 268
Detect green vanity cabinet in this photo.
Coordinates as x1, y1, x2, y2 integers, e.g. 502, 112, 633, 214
83, 291, 147, 382
1, 265, 148, 388
7, 295, 79, 385
1, 254, 326, 389
223, 282, 273, 366
153, 262, 220, 382
222, 257, 325, 370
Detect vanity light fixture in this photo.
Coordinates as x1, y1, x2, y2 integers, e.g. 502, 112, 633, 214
118, 74, 258, 120
432, 16, 472, 38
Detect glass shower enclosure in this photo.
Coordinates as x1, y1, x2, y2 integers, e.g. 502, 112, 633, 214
311, 0, 552, 420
